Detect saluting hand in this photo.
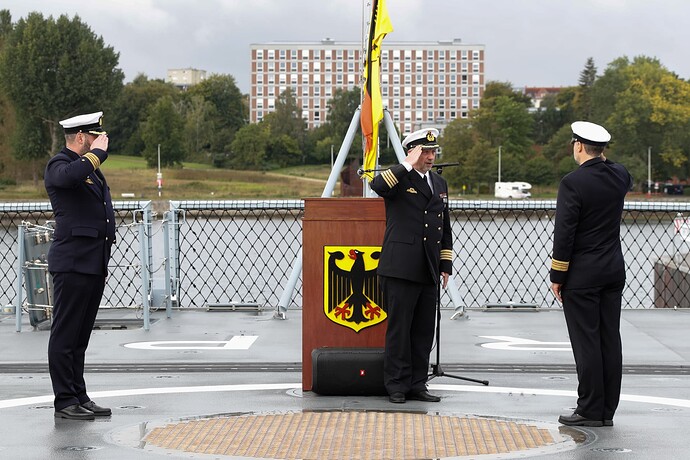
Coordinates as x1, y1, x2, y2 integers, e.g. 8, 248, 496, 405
91, 134, 109, 152
405, 145, 424, 170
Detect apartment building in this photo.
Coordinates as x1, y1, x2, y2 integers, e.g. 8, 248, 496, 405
166, 68, 207, 90
249, 39, 485, 135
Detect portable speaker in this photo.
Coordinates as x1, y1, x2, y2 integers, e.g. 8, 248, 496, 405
311, 347, 387, 396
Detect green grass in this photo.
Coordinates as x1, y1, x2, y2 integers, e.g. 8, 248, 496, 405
0, 155, 330, 201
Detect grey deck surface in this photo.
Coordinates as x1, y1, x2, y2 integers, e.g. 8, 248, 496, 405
1, 307, 689, 459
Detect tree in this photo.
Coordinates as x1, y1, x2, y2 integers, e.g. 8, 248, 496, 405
187, 74, 246, 153
481, 81, 532, 109
0, 12, 123, 172
181, 94, 217, 163
574, 57, 597, 119
592, 56, 690, 182
140, 96, 185, 168
228, 122, 270, 170
263, 88, 307, 166
108, 74, 178, 156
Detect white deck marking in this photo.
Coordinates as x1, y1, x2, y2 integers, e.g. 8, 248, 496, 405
480, 335, 571, 351
2, 383, 690, 410
123, 336, 258, 350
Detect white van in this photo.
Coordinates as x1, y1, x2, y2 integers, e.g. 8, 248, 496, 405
494, 182, 532, 199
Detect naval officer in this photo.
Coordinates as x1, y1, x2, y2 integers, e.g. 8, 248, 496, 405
551, 121, 632, 427
371, 128, 453, 404
45, 111, 116, 420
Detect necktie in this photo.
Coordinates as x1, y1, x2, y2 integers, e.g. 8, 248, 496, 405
421, 175, 432, 195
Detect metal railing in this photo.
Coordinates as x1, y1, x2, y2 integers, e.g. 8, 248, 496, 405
4, 199, 690, 331
6, 201, 154, 331
167, 199, 690, 311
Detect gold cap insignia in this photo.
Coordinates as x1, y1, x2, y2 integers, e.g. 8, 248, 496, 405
426, 131, 436, 142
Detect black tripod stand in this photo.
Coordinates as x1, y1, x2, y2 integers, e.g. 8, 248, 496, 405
427, 163, 489, 386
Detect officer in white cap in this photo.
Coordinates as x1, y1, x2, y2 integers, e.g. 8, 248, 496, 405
370, 128, 452, 404
44, 111, 115, 420
551, 121, 633, 427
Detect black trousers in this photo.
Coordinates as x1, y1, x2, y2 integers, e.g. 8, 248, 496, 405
48, 272, 105, 411
379, 275, 437, 395
562, 280, 624, 421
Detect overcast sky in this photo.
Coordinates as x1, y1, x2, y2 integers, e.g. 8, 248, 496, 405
3, 0, 689, 93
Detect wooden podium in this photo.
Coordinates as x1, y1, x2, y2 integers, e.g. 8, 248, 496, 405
302, 198, 387, 390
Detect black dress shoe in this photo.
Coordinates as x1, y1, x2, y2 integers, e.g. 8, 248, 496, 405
55, 404, 95, 420
389, 392, 406, 403
406, 390, 441, 402
80, 400, 112, 416
558, 412, 603, 427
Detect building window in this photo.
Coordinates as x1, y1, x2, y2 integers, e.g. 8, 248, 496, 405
268, 98, 275, 109
325, 50, 332, 60
279, 49, 286, 60
267, 49, 275, 60
302, 49, 310, 59
256, 50, 263, 60
473, 62, 480, 73
404, 49, 412, 60
291, 50, 297, 59
393, 49, 400, 60
462, 50, 468, 60
279, 74, 286, 84
472, 50, 480, 60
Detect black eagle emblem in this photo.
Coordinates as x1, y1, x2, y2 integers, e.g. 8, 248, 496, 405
326, 248, 387, 331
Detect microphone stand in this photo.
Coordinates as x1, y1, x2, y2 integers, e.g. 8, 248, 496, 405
427, 164, 489, 386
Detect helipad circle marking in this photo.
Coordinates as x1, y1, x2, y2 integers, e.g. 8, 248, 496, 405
1, 383, 689, 409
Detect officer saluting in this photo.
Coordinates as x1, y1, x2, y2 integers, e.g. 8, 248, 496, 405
551, 121, 632, 427
371, 128, 453, 404
45, 111, 116, 420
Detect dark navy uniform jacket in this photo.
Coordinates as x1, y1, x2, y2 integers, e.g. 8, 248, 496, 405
371, 163, 453, 284
44, 147, 116, 276
550, 157, 632, 289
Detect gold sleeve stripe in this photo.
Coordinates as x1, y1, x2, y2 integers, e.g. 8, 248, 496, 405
440, 249, 453, 260
551, 259, 570, 271
381, 169, 398, 188
83, 152, 100, 169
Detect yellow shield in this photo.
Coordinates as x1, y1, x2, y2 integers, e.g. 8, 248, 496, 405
324, 245, 387, 332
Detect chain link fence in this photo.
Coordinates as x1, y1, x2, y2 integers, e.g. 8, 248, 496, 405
168, 199, 690, 310
3, 200, 690, 317
1, 201, 152, 312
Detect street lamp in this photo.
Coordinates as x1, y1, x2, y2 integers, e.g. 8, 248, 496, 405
157, 144, 163, 197
497, 145, 502, 183
647, 146, 651, 197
